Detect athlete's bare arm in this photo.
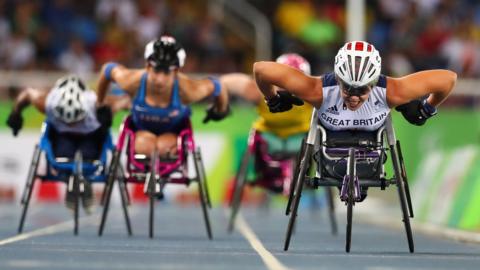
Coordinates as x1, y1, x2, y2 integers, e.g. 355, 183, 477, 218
386, 70, 457, 107
12, 87, 48, 114
97, 63, 144, 105
253, 61, 323, 108
219, 73, 262, 103
177, 73, 229, 112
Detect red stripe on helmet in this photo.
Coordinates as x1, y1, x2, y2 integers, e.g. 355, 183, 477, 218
355, 42, 364, 51
367, 44, 372, 52
346, 42, 352, 50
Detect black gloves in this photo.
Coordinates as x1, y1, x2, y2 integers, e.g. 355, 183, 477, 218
96, 105, 113, 130
6, 111, 23, 136
395, 99, 437, 126
203, 104, 230, 123
265, 90, 304, 113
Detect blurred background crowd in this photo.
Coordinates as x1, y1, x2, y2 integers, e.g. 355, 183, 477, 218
0, 0, 479, 78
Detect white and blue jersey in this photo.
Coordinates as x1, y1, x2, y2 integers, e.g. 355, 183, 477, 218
318, 72, 390, 131
45, 88, 100, 134
131, 73, 191, 135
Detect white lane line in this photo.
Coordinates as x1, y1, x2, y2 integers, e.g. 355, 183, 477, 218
0, 215, 97, 246
235, 213, 292, 270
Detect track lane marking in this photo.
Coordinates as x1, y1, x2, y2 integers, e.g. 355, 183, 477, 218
235, 212, 292, 270
0, 215, 98, 246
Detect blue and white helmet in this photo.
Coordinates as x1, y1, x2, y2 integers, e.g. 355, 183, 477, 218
52, 75, 87, 124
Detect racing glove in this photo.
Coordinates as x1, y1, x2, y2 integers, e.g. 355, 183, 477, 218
96, 105, 113, 130
395, 99, 437, 126
6, 111, 23, 137
203, 104, 230, 123
265, 90, 304, 113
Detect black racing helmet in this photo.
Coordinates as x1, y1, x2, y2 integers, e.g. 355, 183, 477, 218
144, 35, 186, 72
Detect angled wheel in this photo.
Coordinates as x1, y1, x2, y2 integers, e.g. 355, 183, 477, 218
284, 143, 314, 251
286, 138, 306, 216
148, 150, 158, 239
345, 148, 355, 253
228, 148, 250, 233
98, 149, 121, 236
73, 151, 83, 236
195, 148, 211, 208
391, 143, 414, 253
396, 140, 414, 218
194, 148, 212, 239
117, 164, 132, 236
18, 145, 42, 234
326, 187, 337, 235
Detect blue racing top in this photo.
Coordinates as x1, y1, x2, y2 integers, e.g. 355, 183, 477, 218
131, 73, 191, 135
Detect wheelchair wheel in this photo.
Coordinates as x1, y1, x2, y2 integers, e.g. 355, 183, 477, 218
284, 143, 314, 251
396, 140, 414, 218
98, 149, 121, 236
326, 187, 337, 235
286, 138, 306, 216
18, 145, 42, 234
117, 166, 132, 236
391, 144, 414, 253
148, 150, 158, 239
73, 151, 82, 236
228, 148, 251, 233
195, 148, 211, 208
194, 147, 212, 239
345, 148, 355, 253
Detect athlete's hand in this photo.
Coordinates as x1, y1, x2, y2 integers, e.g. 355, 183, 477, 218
96, 105, 113, 129
265, 90, 304, 113
203, 104, 230, 123
395, 99, 437, 126
6, 111, 23, 136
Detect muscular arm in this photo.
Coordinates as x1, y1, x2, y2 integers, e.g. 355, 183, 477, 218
386, 70, 457, 107
96, 63, 144, 105
253, 61, 323, 108
219, 73, 262, 103
12, 87, 48, 114
178, 73, 229, 112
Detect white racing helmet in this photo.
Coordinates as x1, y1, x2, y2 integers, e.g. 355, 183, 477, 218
334, 41, 381, 88
276, 53, 311, 75
52, 75, 88, 124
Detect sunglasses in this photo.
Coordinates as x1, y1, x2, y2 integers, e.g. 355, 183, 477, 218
148, 61, 175, 74
339, 80, 370, 97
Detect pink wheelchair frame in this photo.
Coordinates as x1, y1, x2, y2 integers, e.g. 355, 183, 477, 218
227, 128, 298, 232
99, 115, 212, 239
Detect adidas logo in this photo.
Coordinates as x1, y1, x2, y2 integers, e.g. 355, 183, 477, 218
326, 105, 340, 115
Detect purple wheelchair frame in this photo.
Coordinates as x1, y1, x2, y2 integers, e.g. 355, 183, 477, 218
98, 115, 212, 239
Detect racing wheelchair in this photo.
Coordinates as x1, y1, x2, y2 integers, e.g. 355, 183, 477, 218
284, 109, 414, 253
98, 115, 212, 239
228, 128, 337, 234
18, 122, 128, 235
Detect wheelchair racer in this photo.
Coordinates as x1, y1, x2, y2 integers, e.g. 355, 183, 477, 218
221, 54, 314, 193
6, 75, 113, 213
96, 35, 229, 158
253, 41, 456, 200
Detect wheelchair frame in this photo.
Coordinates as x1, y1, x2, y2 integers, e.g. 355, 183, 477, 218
284, 108, 414, 253
18, 122, 127, 235
228, 128, 338, 235
98, 116, 212, 239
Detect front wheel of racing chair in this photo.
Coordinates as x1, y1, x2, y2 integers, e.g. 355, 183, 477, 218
147, 150, 158, 239
98, 148, 132, 237
193, 147, 212, 239
227, 147, 251, 233
345, 148, 356, 252
72, 151, 83, 235
18, 145, 42, 234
